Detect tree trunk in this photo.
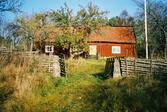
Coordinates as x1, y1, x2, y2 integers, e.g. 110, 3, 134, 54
69, 47, 73, 59
162, 31, 167, 60
165, 37, 167, 60
30, 38, 33, 54
151, 48, 156, 59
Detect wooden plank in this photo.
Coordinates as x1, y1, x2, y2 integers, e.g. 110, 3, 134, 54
153, 63, 167, 66
125, 58, 128, 76
119, 58, 167, 76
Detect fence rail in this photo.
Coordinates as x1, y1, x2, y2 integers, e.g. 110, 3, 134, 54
120, 58, 167, 76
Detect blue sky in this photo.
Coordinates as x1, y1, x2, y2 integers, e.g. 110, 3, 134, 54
7, 0, 138, 21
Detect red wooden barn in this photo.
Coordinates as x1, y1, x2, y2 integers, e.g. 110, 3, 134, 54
88, 26, 136, 58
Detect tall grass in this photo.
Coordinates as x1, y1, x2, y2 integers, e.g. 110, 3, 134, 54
88, 76, 167, 112
0, 56, 167, 112
0, 54, 51, 111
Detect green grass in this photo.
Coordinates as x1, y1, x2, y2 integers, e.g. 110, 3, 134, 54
66, 58, 105, 76
0, 57, 167, 112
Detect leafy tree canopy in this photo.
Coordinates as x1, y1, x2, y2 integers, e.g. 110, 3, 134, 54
107, 10, 135, 26
134, 0, 167, 58
12, 3, 107, 57
0, 0, 22, 13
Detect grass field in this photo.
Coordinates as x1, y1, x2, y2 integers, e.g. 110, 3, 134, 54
0, 57, 167, 112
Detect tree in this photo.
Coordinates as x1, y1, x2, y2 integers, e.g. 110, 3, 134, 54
0, 0, 22, 49
75, 2, 107, 35
107, 10, 135, 26
134, 0, 167, 59
4, 22, 19, 49
13, 3, 107, 57
49, 3, 107, 58
120, 10, 129, 19
14, 15, 43, 51
0, 0, 22, 13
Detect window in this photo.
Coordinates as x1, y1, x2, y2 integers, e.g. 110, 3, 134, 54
112, 46, 121, 54
89, 45, 97, 55
45, 45, 54, 53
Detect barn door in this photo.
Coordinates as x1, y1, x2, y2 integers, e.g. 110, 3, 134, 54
89, 45, 97, 55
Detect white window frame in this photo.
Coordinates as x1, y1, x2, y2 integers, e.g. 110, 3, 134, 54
112, 46, 121, 54
45, 45, 54, 53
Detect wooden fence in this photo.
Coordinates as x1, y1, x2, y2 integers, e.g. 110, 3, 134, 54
37, 54, 58, 73
59, 54, 66, 77
0, 51, 65, 77
38, 53, 66, 76
120, 58, 167, 76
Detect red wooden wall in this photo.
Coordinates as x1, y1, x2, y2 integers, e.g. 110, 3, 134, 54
89, 43, 136, 58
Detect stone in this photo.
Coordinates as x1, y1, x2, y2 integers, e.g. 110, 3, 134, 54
113, 58, 121, 78
52, 56, 61, 77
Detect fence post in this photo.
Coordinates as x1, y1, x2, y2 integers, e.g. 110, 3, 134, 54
48, 53, 51, 72
134, 58, 136, 75
125, 57, 128, 76
113, 58, 121, 78
59, 53, 66, 77
150, 59, 153, 76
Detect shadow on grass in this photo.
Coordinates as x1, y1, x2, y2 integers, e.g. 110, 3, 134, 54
93, 72, 111, 80
93, 58, 114, 80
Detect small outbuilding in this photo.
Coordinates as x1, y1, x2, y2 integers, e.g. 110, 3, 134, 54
88, 26, 136, 58
33, 27, 64, 55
